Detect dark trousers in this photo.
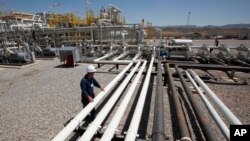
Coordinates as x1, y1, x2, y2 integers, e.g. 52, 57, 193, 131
82, 96, 96, 121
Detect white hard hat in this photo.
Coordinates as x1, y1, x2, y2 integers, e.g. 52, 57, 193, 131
87, 65, 96, 73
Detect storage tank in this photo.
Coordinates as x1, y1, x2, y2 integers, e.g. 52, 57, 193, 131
169, 39, 192, 46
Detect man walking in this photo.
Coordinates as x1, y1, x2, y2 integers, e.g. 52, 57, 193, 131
80, 65, 104, 121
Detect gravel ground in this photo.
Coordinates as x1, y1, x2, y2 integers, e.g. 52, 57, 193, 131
0, 40, 250, 141
0, 59, 117, 141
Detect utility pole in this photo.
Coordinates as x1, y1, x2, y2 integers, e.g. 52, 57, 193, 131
186, 12, 191, 33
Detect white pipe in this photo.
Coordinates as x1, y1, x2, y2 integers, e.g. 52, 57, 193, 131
188, 69, 242, 125
125, 56, 154, 141
52, 62, 134, 141
94, 53, 113, 62
132, 53, 141, 61
78, 61, 141, 141
100, 61, 147, 141
113, 52, 128, 61
185, 71, 230, 140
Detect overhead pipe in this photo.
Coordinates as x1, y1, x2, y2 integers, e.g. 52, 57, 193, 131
100, 61, 147, 141
52, 62, 134, 141
175, 65, 217, 141
188, 69, 242, 125
185, 71, 230, 140
78, 61, 141, 141
165, 64, 191, 141
125, 56, 154, 141
152, 61, 166, 141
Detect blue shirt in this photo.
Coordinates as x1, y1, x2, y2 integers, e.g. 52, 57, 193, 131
80, 75, 101, 98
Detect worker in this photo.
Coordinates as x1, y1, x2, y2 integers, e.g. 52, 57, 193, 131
215, 38, 219, 47
80, 65, 104, 121
211, 38, 219, 53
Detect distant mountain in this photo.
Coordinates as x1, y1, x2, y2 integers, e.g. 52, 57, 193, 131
158, 24, 250, 29
221, 24, 250, 29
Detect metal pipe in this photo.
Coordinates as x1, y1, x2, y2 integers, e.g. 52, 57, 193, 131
100, 61, 147, 141
152, 61, 166, 141
78, 61, 141, 141
125, 56, 154, 141
132, 53, 141, 60
209, 58, 226, 65
168, 63, 250, 72
113, 52, 128, 61
94, 53, 113, 61
175, 65, 217, 141
52, 62, 134, 141
185, 71, 230, 140
230, 58, 250, 67
188, 69, 242, 125
165, 64, 191, 141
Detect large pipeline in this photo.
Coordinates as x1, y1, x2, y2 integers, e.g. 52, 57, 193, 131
52, 62, 134, 141
185, 71, 230, 140
78, 62, 141, 141
100, 61, 147, 141
165, 64, 191, 141
125, 56, 154, 141
152, 61, 166, 141
175, 65, 217, 141
188, 69, 242, 125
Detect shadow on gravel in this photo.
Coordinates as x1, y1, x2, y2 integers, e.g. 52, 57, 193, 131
136, 75, 155, 139
54, 64, 79, 68
177, 86, 205, 141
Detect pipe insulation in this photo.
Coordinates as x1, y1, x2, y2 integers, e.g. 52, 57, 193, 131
185, 71, 230, 140
100, 61, 147, 141
78, 61, 141, 141
124, 56, 154, 141
52, 62, 134, 141
188, 69, 242, 125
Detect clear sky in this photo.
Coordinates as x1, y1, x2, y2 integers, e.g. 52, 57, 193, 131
1, 0, 250, 26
